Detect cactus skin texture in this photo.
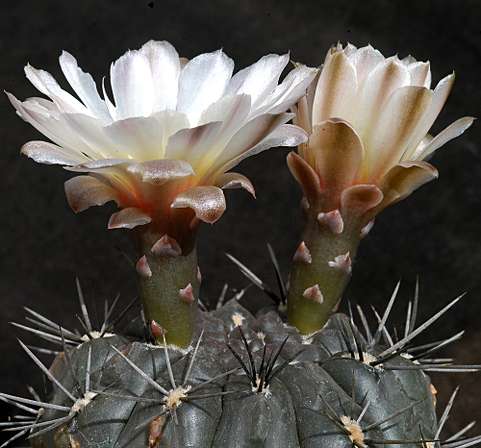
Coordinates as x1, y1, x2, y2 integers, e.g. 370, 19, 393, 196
26, 299, 440, 448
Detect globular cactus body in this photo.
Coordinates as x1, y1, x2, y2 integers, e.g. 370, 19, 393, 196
28, 300, 439, 448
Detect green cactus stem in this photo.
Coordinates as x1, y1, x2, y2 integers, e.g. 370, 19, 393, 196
287, 203, 368, 335
129, 207, 201, 349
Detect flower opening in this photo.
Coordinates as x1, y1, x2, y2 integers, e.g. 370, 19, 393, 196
11, 40, 317, 228
290, 43, 474, 228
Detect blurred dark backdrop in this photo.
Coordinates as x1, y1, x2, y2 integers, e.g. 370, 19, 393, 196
1, 0, 481, 446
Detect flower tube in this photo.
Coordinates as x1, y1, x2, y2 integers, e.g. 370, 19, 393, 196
287, 43, 474, 335
10, 40, 318, 347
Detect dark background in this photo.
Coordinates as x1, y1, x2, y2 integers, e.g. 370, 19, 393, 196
1, 0, 481, 446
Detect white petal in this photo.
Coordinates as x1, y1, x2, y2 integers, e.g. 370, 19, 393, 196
110, 50, 155, 120
177, 50, 234, 125
61, 113, 127, 159
205, 113, 291, 179
366, 86, 433, 183
401, 74, 455, 161
259, 64, 318, 115
197, 94, 251, 149
21, 141, 89, 166
140, 40, 181, 112
347, 45, 385, 89
312, 51, 358, 125
59, 51, 112, 123
102, 115, 166, 161
25, 64, 90, 115
225, 53, 289, 109
210, 122, 306, 180
406, 61, 431, 88
8, 93, 97, 157
165, 121, 222, 170
414, 116, 475, 161
351, 57, 411, 139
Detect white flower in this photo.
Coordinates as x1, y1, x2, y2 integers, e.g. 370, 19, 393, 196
10, 40, 317, 228
289, 43, 474, 226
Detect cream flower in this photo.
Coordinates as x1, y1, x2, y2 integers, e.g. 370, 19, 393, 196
10, 40, 317, 228
289, 43, 474, 227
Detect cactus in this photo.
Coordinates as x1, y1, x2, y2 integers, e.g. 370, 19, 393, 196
2, 282, 481, 447
2, 40, 480, 448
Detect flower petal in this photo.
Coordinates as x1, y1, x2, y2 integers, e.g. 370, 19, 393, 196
164, 121, 223, 169
101, 115, 167, 161
377, 161, 438, 210
21, 140, 90, 166
352, 57, 411, 139
414, 116, 475, 161
286, 151, 322, 204
59, 51, 112, 123
172, 185, 226, 223
311, 51, 358, 125
108, 207, 152, 229
205, 113, 296, 180
177, 50, 234, 125
127, 159, 194, 186
140, 40, 181, 112
214, 172, 255, 197
66, 158, 134, 172
8, 93, 99, 157
24, 64, 89, 115
110, 50, 155, 120
64, 175, 121, 212
366, 86, 434, 183
401, 74, 455, 161
258, 64, 318, 115
309, 119, 364, 208
225, 53, 290, 109
340, 184, 383, 223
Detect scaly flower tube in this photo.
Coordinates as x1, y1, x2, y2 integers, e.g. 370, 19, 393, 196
287, 43, 474, 335
10, 40, 317, 347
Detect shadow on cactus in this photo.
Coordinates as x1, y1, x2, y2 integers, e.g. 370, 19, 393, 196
2, 40, 480, 447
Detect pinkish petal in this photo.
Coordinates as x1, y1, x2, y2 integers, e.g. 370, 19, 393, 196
214, 172, 255, 197
66, 158, 133, 173
377, 161, 438, 209
64, 175, 121, 212
108, 207, 152, 229
340, 184, 384, 220
127, 159, 194, 186
172, 186, 226, 223
309, 119, 364, 207
286, 151, 322, 202
21, 140, 89, 166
